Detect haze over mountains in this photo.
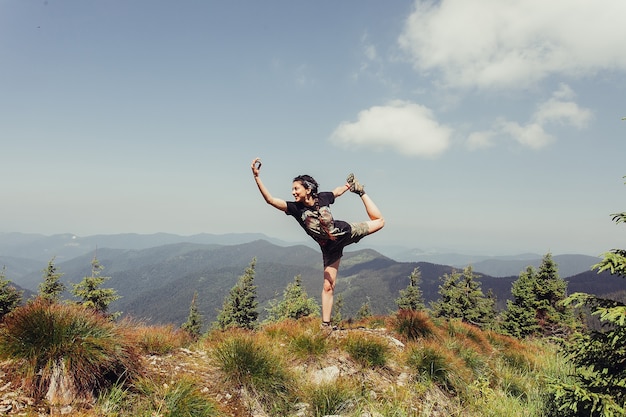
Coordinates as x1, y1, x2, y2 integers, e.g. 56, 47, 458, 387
0, 232, 616, 329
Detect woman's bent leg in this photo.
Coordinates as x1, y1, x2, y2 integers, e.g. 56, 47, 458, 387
361, 194, 385, 234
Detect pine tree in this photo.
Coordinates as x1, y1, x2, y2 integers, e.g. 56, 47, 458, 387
431, 270, 463, 318
500, 266, 542, 337
501, 253, 572, 337
71, 257, 120, 317
549, 180, 626, 416
39, 257, 66, 303
431, 266, 495, 328
356, 296, 373, 319
214, 258, 259, 330
181, 291, 203, 338
265, 275, 319, 322
535, 252, 573, 335
0, 266, 22, 319
396, 267, 426, 311
332, 293, 344, 326
483, 288, 497, 328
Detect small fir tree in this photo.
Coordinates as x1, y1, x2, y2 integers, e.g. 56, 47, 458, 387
214, 258, 259, 330
356, 297, 373, 319
431, 270, 463, 318
396, 267, 425, 311
39, 257, 66, 303
332, 293, 344, 326
535, 252, 573, 335
431, 266, 495, 328
500, 266, 542, 338
501, 253, 572, 337
181, 291, 203, 338
71, 257, 120, 317
265, 275, 319, 322
0, 266, 22, 319
483, 288, 498, 328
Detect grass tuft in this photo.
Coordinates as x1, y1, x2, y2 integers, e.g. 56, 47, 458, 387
393, 309, 438, 341
405, 339, 470, 393
289, 330, 329, 359
0, 298, 142, 404
213, 332, 293, 413
126, 323, 192, 355
305, 379, 358, 417
133, 376, 221, 417
344, 333, 389, 368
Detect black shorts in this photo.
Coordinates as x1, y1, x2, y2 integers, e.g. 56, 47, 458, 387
319, 222, 370, 267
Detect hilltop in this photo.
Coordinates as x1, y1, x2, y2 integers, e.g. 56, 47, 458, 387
0, 313, 564, 416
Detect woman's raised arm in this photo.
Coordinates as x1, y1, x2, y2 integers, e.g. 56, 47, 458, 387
251, 158, 287, 212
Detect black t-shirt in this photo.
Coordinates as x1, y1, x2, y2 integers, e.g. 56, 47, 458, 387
286, 191, 351, 244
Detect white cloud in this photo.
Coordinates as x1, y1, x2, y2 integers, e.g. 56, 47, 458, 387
399, 0, 626, 89
330, 100, 452, 158
467, 130, 496, 150
364, 44, 377, 61
533, 84, 593, 128
466, 84, 590, 149
497, 120, 555, 149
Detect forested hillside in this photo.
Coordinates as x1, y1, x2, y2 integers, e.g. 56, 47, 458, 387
3, 239, 620, 328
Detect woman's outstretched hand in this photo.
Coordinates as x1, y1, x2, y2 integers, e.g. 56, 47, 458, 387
251, 157, 262, 177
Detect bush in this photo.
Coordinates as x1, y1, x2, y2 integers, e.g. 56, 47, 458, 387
265, 274, 319, 323
0, 298, 142, 405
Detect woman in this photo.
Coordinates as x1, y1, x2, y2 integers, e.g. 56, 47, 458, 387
250, 157, 385, 328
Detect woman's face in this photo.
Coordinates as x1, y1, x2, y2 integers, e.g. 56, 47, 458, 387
292, 180, 310, 202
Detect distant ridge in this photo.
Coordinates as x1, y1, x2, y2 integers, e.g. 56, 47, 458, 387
0, 232, 292, 262
0, 232, 602, 277
2, 237, 620, 328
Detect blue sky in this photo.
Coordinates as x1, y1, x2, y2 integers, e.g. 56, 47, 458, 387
1, 0, 625, 256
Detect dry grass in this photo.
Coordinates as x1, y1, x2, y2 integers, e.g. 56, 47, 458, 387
0, 308, 569, 416
0, 298, 143, 406
125, 322, 193, 355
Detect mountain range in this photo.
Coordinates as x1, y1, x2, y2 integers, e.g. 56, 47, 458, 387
0, 232, 620, 329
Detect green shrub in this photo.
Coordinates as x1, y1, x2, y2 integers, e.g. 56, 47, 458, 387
0, 298, 142, 403
265, 274, 319, 322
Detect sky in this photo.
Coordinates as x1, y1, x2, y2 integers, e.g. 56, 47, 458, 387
1, 0, 625, 257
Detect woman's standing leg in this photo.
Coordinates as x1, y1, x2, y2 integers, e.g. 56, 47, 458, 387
322, 259, 340, 323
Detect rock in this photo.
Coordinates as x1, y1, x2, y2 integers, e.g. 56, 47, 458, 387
312, 365, 340, 384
